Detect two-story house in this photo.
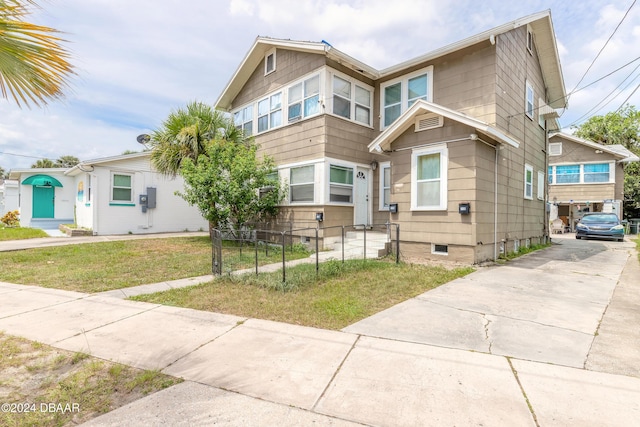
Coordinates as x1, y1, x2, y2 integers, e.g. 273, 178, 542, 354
214, 10, 567, 263
548, 132, 639, 231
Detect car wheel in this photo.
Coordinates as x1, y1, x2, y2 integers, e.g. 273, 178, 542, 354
575, 235, 581, 240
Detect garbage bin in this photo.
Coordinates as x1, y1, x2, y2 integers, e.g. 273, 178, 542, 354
630, 219, 640, 235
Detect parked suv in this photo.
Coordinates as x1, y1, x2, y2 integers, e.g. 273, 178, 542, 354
575, 213, 625, 242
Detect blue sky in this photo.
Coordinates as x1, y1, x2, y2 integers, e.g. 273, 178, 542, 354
1, 0, 640, 170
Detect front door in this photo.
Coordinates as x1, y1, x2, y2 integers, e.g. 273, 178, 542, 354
32, 186, 55, 218
354, 167, 369, 226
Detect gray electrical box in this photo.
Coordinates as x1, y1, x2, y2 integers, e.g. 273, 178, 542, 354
146, 187, 157, 209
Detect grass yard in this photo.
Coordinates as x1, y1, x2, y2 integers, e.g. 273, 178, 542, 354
0, 237, 310, 293
0, 332, 180, 427
132, 259, 475, 330
0, 227, 48, 241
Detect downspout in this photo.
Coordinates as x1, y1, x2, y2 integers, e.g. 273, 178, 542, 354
494, 145, 499, 261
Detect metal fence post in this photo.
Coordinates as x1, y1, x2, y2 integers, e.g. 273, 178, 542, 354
341, 225, 345, 263
255, 232, 259, 275
315, 227, 319, 276
282, 231, 286, 283
363, 225, 367, 260
396, 224, 400, 264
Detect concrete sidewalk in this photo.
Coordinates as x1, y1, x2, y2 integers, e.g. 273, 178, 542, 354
0, 234, 639, 426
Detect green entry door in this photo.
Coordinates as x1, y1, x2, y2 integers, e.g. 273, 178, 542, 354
32, 186, 55, 218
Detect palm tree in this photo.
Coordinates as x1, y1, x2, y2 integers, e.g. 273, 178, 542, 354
55, 155, 79, 168
31, 158, 55, 168
0, 0, 74, 107
150, 101, 241, 176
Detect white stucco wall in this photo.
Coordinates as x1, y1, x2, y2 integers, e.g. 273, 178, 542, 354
81, 156, 207, 235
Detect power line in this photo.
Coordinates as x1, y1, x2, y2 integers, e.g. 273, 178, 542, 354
567, 0, 637, 103
0, 151, 48, 160
615, 83, 640, 112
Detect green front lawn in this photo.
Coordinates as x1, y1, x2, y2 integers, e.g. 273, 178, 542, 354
0, 237, 309, 293
0, 226, 48, 241
132, 259, 475, 330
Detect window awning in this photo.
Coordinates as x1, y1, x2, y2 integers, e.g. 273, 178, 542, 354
21, 174, 63, 187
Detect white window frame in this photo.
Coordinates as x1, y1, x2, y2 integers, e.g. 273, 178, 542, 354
287, 73, 321, 123
548, 162, 615, 185
111, 172, 133, 203
257, 92, 282, 133
538, 98, 546, 128
525, 81, 534, 120
328, 164, 354, 204
380, 66, 434, 130
329, 70, 373, 127
289, 164, 315, 204
379, 162, 391, 211
524, 164, 533, 200
537, 170, 545, 200
431, 243, 449, 256
411, 144, 447, 211
264, 48, 276, 75
233, 104, 253, 136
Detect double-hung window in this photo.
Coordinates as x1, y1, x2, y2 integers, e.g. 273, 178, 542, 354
555, 165, 580, 184
331, 73, 372, 126
290, 165, 314, 203
112, 173, 132, 203
329, 165, 353, 203
381, 66, 433, 129
524, 164, 533, 200
525, 81, 535, 119
379, 162, 391, 210
288, 75, 320, 122
233, 105, 253, 136
411, 145, 447, 210
257, 92, 282, 133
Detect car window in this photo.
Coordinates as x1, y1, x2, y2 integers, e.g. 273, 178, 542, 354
581, 214, 619, 223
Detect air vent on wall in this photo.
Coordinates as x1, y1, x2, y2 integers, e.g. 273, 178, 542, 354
415, 113, 444, 132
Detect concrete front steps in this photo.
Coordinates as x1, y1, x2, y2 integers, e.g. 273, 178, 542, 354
317, 230, 390, 260
29, 218, 74, 229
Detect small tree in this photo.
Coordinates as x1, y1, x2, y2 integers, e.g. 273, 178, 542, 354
55, 155, 79, 168
31, 158, 55, 168
178, 138, 284, 236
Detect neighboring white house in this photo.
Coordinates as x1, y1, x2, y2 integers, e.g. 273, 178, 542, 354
8, 152, 208, 235
0, 179, 20, 217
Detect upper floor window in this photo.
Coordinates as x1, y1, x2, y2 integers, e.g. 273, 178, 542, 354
257, 92, 282, 132
524, 164, 533, 200
548, 163, 612, 185
111, 173, 132, 202
525, 81, 534, 120
331, 73, 372, 126
411, 145, 447, 211
233, 105, 253, 136
265, 49, 276, 75
381, 66, 433, 129
526, 26, 534, 54
288, 75, 320, 123
537, 171, 545, 200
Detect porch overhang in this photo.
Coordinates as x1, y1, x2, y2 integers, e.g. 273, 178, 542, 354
368, 100, 520, 153
21, 174, 63, 187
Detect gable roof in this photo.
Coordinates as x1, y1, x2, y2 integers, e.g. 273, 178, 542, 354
65, 152, 151, 176
368, 100, 520, 153
215, 10, 566, 112
549, 132, 640, 163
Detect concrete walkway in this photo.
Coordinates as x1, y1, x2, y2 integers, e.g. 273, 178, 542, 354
0, 233, 639, 426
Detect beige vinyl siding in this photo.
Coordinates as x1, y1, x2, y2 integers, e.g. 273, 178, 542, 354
232, 50, 326, 108
550, 183, 616, 202
324, 115, 376, 163
255, 115, 326, 164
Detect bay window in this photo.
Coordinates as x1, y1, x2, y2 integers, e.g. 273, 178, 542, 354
290, 165, 315, 203
329, 165, 353, 203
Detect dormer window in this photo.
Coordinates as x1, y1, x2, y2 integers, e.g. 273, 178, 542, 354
265, 49, 276, 75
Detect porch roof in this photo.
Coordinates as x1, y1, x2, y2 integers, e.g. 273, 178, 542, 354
368, 100, 520, 153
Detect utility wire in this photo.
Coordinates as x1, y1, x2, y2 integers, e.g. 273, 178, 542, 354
614, 83, 640, 112
566, 0, 637, 103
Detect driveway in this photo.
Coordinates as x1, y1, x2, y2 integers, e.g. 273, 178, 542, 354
344, 234, 636, 369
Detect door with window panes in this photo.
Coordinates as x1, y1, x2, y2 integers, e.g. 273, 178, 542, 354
354, 167, 369, 226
